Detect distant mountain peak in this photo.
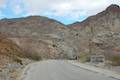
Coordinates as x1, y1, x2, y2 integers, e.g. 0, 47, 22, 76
106, 4, 120, 12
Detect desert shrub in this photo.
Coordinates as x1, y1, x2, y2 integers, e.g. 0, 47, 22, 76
79, 53, 89, 62
14, 57, 23, 65
31, 54, 41, 61
109, 56, 120, 66
24, 52, 42, 61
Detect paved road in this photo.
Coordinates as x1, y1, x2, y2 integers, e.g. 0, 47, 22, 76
21, 60, 117, 80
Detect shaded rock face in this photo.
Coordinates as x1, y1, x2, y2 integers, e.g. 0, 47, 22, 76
68, 4, 120, 60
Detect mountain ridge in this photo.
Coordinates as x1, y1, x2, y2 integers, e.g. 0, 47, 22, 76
0, 4, 119, 63
68, 4, 120, 29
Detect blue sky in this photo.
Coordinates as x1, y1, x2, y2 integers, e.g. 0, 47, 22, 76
0, 0, 120, 24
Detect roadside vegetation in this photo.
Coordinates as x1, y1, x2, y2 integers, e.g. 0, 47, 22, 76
78, 53, 90, 62
109, 56, 120, 66
24, 52, 42, 61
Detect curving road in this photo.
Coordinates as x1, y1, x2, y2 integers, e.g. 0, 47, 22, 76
21, 60, 117, 80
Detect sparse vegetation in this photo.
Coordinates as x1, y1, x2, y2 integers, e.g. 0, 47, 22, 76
24, 52, 42, 61
79, 53, 90, 62
109, 56, 120, 66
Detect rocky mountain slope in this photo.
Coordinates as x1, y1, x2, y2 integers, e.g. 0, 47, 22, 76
0, 3, 120, 80
0, 16, 77, 59
0, 33, 29, 80
0, 4, 119, 64
68, 4, 120, 65
0, 33, 25, 67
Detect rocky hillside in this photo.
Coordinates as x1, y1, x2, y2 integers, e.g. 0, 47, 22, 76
68, 4, 120, 65
0, 33, 36, 80
0, 33, 26, 68
0, 3, 120, 80
0, 16, 77, 59
0, 4, 119, 64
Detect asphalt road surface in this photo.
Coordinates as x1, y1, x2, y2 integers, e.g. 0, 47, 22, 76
21, 60, 117, 80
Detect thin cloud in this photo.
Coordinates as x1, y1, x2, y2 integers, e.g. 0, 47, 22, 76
12, 5, 23, 15
0, 0, 7, 8
0, 10, 5, 19
22, 0, 120, 24
0, 0, 120, 24
7, 0, 25, 15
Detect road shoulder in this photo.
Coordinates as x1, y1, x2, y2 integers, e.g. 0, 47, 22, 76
68, 60, 120, 80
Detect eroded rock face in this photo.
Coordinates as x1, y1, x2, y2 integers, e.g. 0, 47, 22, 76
68, 4, 120, 60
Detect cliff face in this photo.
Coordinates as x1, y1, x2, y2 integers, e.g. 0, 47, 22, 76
68, 4, 120, 62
